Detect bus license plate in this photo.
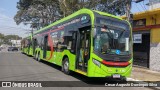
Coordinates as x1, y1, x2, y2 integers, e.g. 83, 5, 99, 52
113, 74, 120, 78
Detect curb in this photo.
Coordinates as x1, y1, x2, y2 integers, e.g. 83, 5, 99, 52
133, 66, 160, 75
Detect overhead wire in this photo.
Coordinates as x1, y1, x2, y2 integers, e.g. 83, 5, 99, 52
143, 0, 148, 11
135, 3, 142, 12
139, 1, 147, 11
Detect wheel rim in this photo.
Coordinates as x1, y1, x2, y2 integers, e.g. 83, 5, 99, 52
64, 60, 69, 72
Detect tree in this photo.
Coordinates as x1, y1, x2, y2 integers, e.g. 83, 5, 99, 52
96, 0, 130, 15
14, 0, 131, 29
14, 0, 61, 30
58, 0, 131, 16
0, 33, 5, 45
0, 34, 22, 45
58, 0, 100, 17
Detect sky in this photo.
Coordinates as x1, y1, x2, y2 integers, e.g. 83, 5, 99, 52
0, 0, 149, 38
0, 0, 30, 38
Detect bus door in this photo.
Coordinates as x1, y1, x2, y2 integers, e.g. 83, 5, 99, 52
33, 38, 36, 55
43, 35, 48, 59
27, 39, 30, 54
76, 26, 90, 72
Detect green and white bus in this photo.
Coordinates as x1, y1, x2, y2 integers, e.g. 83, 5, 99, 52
23, 8, 133, 79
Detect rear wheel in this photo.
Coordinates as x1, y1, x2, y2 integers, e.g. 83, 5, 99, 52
62, 58, 70, 74
34, 52, 37, 60
37, 52, 41, 62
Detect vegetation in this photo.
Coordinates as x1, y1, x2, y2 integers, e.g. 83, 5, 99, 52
0, 33, 22, 45
14, 0, 131, 29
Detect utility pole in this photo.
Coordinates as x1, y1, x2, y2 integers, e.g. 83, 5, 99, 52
16, 35, 17, 47
126, 0, 132, 21
31, 28, 33, 39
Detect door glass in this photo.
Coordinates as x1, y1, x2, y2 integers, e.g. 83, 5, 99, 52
43, 36, 48, 58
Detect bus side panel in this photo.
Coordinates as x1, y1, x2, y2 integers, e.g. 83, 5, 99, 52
38, 49, 76, 72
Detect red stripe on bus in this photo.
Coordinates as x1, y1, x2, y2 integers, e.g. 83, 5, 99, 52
34, 27, 64, 37
34, 27, 64, 60
102, 60, 130, 67
46, 34, 54, 60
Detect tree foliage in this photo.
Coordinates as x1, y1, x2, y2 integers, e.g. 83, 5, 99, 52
14, 0, 61, 30
14, 0, 131, 29
0, 33, 22, 45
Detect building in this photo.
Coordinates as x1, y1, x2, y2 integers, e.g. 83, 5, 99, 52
122, 7, 160, 72
149, 0, 160, 10
10, 40, 21, 47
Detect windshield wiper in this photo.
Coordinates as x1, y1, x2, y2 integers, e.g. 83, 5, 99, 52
119, 29, 125, 38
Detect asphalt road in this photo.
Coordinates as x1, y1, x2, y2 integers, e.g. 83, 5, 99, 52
0, 51, 154, 90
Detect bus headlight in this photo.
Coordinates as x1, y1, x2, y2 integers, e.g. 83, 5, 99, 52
92, 59, 101, 67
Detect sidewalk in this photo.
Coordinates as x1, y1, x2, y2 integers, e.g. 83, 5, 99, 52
131, 66, 160, 81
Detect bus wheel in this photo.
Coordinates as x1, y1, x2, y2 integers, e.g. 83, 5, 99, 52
34, 52, 37, 60
37, 53, 41, 62
121, 77, 127, 82
62, 58, 70, 74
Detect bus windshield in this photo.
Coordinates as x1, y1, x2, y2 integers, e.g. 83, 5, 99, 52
94, 18, 131, 55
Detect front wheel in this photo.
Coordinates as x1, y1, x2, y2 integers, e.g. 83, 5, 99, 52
62, 58, 70, 74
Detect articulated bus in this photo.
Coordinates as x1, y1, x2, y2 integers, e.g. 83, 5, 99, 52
22, 8, 133, 79
21, 35, 33, 55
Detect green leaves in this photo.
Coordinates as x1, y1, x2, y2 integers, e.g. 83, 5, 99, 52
14, 0, 130, 29
14, 0, 61, 29
0, 33, 22, 45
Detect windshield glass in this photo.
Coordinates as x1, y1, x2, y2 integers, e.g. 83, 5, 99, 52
94, 18, 132, 55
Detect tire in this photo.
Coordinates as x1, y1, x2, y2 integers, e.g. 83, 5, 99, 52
121, 77, 127, 82
33, 52, 37, 60
62, 58, 70, 74
37, 52, 41, 62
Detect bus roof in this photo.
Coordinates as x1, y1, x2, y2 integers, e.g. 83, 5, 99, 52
34, 8, 123, 35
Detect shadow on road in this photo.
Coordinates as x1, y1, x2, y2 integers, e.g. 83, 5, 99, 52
40, 60, 127, 86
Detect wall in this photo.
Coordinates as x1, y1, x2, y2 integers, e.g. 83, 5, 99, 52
150, 43, 160, 71
133, 10, 160, 71
149, 15, 160, 71
151, 29, 160, 43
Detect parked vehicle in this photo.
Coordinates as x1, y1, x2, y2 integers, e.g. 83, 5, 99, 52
8, 47, 18, 51
21, 9, 133, 80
